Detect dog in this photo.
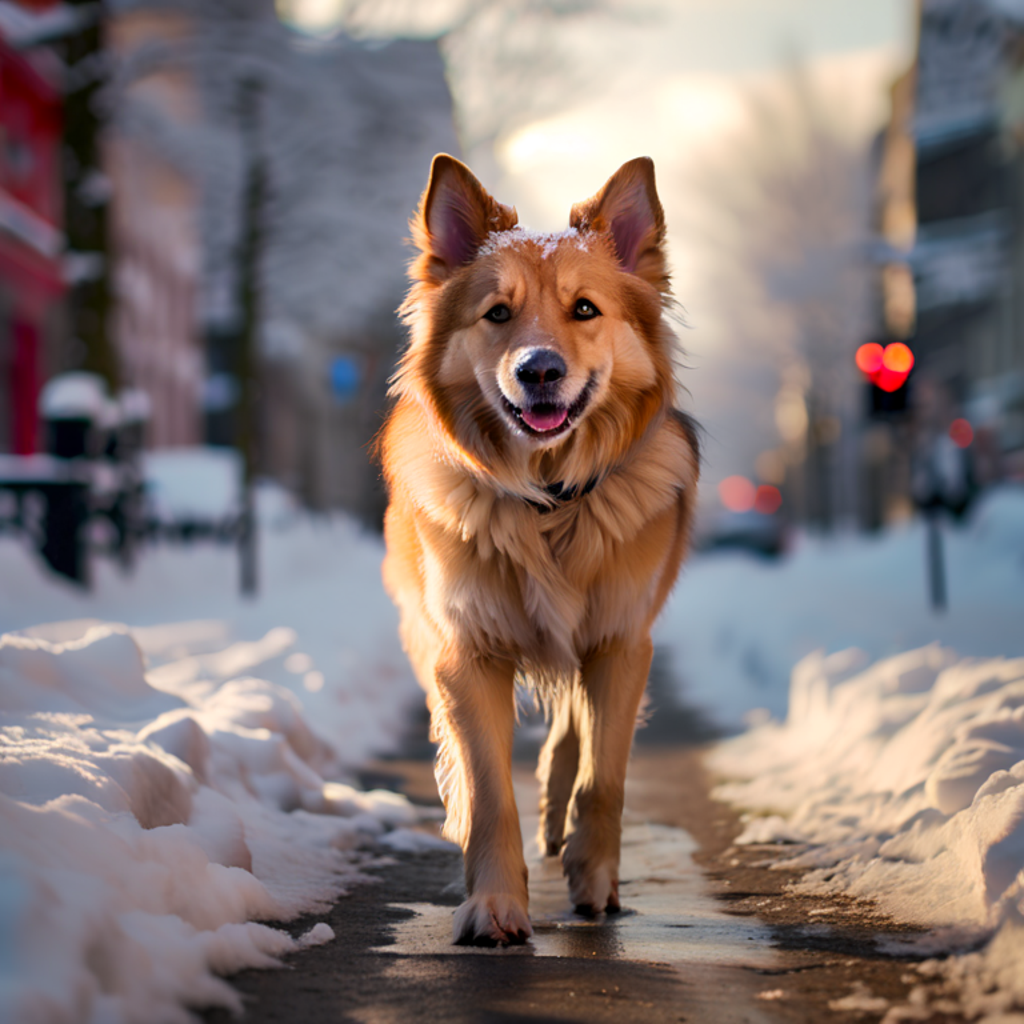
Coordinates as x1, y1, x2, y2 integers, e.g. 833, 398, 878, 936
378, 154, 699, 945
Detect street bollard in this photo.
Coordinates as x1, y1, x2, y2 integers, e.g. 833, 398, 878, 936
925, 512, 947, 614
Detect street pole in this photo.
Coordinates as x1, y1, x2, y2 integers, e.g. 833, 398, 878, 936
236, 78, 263, 598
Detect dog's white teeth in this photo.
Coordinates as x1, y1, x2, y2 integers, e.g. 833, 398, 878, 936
521, 407, 568, 433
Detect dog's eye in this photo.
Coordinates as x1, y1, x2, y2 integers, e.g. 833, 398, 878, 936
573, 298, 601, 320
484, 304, 512, 324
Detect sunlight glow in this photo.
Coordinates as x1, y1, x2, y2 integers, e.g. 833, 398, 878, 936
276, 0, 346, 36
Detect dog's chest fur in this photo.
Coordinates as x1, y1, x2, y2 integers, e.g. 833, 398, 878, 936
387, 407, 695, 677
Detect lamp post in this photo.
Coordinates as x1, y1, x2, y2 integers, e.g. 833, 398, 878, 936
235, 76, 264, 598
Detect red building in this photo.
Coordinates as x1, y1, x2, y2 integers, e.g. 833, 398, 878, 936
0, 3, 65, 454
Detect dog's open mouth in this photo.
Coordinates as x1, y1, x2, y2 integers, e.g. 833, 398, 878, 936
502, 375, 596, 439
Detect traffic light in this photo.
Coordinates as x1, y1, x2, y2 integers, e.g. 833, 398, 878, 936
856, 341, 914, 415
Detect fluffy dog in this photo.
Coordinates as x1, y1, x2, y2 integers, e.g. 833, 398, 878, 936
379, 154, 699, 945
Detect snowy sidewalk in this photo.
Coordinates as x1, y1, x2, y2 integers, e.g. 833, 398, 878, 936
0, 622, 446, 1023
711, 646, 1024, 1023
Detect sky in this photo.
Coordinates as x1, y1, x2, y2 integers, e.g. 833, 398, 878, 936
281, 0, 918, 503
475, 0, 914, 502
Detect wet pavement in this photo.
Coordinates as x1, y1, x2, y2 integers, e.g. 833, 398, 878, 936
203, 658, 930, 1024
203, 783, 786, 1024
385, 774, 771, 965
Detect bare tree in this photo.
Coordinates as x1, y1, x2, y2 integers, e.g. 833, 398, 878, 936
344, 0, 624, 175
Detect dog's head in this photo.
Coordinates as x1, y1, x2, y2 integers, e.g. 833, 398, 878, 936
396, 155, 677, 482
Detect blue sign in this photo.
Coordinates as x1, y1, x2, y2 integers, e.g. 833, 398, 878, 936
331, 356, 362, 404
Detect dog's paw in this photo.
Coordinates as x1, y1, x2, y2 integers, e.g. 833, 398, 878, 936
565, 858, 620, 916
452, 893, 533, 946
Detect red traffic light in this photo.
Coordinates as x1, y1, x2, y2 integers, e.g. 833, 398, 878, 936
856, 342, 914, 392
855, 343, 884, 376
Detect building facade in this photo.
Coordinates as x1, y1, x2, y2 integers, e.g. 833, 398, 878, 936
866, 0, 1024, 525
0, 3, 66, 454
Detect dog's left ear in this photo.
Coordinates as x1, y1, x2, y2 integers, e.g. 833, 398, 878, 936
570, 157, 668, 293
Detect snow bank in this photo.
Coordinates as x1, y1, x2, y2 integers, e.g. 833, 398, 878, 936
658, 486, 1024, 729
38, 372, 109, 421
0, 481, 420, 771
0, 621, 434, 1024
711, 645, 1024, 1021
143, 447, 243, 523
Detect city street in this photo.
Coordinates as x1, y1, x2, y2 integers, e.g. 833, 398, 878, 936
3, 3, 1024, 1022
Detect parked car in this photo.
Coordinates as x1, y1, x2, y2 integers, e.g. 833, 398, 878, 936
700, 508, 788, 558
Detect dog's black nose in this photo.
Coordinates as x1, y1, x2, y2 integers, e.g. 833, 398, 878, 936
515, 349, 566, 386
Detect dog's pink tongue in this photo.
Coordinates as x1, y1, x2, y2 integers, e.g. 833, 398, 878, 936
522, 406, 568, 432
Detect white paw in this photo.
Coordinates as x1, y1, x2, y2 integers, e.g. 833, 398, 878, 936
452, 892, 533, 946
565, 859, 620, 915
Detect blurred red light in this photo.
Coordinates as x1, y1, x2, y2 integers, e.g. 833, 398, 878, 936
719, 475, 756, 512
882, 342, 914, 374
754, 484, 782, 515
949, 418, 973, 448
875, 366, 908, 392
856, 342, 914, 391
855, 343, 884, 377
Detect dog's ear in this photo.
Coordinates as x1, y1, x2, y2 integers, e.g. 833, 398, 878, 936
570, 157, 669, 293
411, 154, 518, 284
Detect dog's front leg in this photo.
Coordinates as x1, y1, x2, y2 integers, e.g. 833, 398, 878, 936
433, 646, 532, 946
562, 637, 652, 914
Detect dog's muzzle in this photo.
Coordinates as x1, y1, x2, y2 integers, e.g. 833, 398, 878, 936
512, 349, 569, 432
501, 352, 596, 439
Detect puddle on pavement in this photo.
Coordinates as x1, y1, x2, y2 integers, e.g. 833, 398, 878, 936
379, 815, 776, 968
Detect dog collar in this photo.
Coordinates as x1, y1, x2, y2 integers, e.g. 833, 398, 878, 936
527, 476, 600, 514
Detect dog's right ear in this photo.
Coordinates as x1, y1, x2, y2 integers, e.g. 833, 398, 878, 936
410, 154, 518, 284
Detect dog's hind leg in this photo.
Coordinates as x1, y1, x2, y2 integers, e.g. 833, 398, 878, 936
536, 690, 579, 856
432, 646, 532, 946
562, 636, 653, 915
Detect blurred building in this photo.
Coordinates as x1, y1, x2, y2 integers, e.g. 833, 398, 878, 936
108, 0, 459, 524
0, 1, 66, 454
866, 0, 1024, 526
196, 15, 459, 523
107, 6, 203, 448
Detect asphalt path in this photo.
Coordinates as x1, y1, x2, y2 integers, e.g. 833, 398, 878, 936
203, 657, 942, 1024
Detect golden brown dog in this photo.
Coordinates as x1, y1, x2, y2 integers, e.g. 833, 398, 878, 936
379, 154, 699, 945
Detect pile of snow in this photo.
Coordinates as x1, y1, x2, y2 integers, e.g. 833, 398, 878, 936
0, 474, 420, 771
0, 621, 444, 1024
38, 372, 110, 422
0, 450, 434, 1020
143, 447, 243, 524
711, 645, 1024, 1022
657, 486, 1024, 729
